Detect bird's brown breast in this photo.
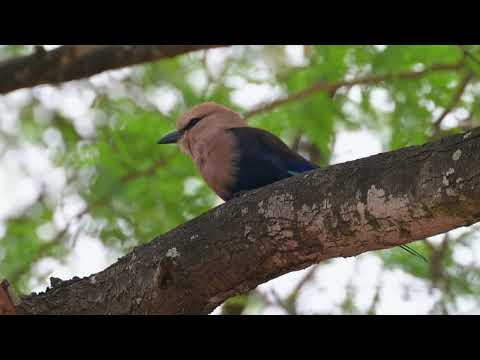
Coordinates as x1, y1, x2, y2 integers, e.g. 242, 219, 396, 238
190, 129, 238, 200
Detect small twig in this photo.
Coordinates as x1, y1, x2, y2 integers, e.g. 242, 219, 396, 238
289, 265, 319, 302
200, 49, 233, 101
268, 265, 320, 315
367, 276, 383, 315
458, 45, 480, 67
433, 72, 473, 132
270, 289, 294, 314
428, 233, 450, 291
200, 50, 214, 99
291, 130, 303, 152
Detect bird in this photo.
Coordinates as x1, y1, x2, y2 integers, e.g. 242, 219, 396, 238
157, 102, 318, 201
157, 102, 427, 263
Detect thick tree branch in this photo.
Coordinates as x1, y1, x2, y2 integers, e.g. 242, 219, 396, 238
12, 127, 480, 315
0, 45, 226, 94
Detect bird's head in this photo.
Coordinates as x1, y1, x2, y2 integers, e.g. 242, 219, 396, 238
157, 102, 247, 156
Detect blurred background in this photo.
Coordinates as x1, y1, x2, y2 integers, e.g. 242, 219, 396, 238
1, 45, 480, 315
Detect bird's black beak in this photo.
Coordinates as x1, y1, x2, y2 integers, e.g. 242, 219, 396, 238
157, 130, 183, 144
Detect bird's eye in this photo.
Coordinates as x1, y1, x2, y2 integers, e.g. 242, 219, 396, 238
184, 116, 205, 131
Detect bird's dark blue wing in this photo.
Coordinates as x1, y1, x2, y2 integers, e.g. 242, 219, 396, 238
227, 127, 319, 196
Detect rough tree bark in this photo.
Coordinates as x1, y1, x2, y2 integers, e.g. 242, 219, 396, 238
15, 128, 480, 315
0, 45, 225, 94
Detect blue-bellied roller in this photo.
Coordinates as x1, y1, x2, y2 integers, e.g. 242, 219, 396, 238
157, 102, 318, 201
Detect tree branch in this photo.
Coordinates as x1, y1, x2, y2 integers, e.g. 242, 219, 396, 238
14, 128, 480, 315
0, 45, 226, 94
0, 280, 17, 315
244, 60, 466, 119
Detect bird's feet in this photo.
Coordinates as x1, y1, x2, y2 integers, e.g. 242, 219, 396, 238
232, 190, 251, 199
